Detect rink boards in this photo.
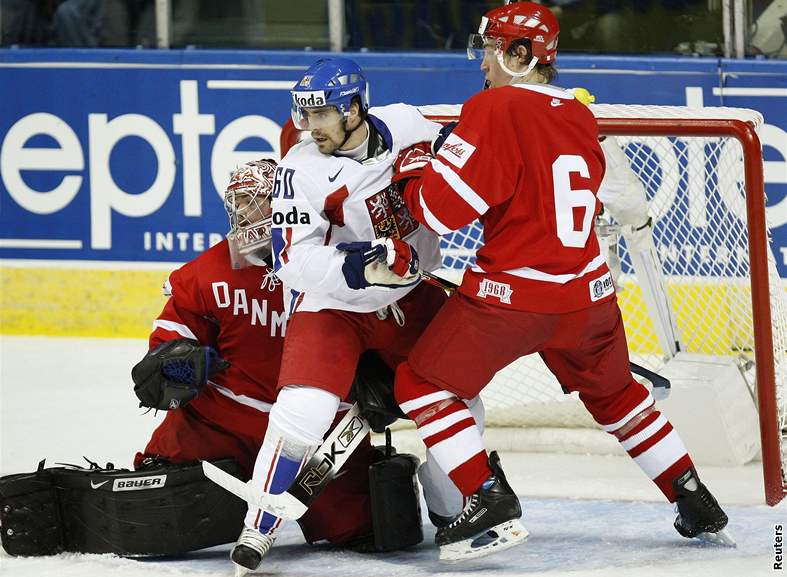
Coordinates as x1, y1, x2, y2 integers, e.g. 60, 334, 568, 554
0, 49, 785, 337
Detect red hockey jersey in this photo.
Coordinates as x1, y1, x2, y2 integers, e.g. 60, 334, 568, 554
149, 240, 286, 436
406, 84, 612, 313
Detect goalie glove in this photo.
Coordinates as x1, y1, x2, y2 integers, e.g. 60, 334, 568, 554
337, 238, 420, 290
132, 338, 230, 410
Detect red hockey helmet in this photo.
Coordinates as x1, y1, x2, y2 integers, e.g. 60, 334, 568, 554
468, 1, 559, 65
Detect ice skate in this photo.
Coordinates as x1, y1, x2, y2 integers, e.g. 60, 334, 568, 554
230, 527, 276, 576
673, 467, 735, 547
435, 452, 528, 562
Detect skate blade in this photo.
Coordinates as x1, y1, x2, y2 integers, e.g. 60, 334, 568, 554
695, 527, 736, 548
234, 564, 251, 577
439, 519, 529, 563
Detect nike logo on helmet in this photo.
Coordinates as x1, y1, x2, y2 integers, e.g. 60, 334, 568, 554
90, 480, 109, 489
328, 167, 344, 182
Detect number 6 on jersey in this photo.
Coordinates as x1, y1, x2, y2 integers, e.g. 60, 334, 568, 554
552, 154, 597, 248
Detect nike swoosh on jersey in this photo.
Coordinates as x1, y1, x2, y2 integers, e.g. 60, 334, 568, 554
328, 167, 344, 182
90, 480, 109, 489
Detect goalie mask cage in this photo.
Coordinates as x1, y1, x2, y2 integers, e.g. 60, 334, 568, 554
279, 103, 787, 506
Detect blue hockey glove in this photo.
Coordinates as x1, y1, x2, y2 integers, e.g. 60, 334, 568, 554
337, 238, 420, 290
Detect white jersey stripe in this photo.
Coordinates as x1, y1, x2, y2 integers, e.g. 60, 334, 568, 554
419, 408, 475, 440
152, 319, 197, 340
602, 394, 655, 433
426, 426, 486, 473
632, 429, 688, 479
619, 414, 669, 451
208, 381, 274, 413
400, 390, 456, 414
430, 158, 490, 215
418, 185, 453, 235
473, 252, 607, 285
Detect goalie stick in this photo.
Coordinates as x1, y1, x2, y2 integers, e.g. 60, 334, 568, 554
203, 402, 370, 520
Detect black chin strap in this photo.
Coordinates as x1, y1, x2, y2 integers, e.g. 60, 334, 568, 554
338, 118, 354, 149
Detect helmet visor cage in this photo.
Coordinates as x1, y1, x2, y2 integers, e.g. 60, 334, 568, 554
467, 33, 501, 60
290, 100, 344, 131
224, 162, 274, 255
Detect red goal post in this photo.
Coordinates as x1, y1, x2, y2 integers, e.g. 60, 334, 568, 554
279, 103, 786, 506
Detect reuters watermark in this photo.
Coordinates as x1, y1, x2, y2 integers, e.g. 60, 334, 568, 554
775, 524, 784, 571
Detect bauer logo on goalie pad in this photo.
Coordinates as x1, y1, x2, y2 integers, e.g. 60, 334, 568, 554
437, 133, 476, 169
477, 279, 513, 304
112, 474, 167, 492
589, 271, 615, 302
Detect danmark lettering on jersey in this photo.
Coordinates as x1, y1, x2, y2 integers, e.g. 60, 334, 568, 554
210, 281, 287, 336
589, 271, 615, 302
477, 279, 513, 304
272, 206, 311, 226
293, 91, 326, 107
112, 474, 167, 492
437, 133, 476, 169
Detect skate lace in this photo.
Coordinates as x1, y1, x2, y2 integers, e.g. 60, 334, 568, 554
236, 528, 276, 555
447, 494, 480, 529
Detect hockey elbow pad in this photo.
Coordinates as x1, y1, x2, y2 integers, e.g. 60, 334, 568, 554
132, 338, 230, 410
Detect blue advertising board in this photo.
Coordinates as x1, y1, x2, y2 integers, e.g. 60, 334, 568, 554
1, 49, 785, 276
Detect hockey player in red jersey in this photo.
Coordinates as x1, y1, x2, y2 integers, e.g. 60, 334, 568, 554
383, 0, 732, 561
132, 159, 379, 553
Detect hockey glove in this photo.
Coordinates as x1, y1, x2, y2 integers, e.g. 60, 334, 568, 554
391, 142, 433, 187
132, 338, 230, 411
431, 121, 457, 156
337, 238, 420, 290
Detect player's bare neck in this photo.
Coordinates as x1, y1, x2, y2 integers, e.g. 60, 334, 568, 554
338, 121, 369, 153
511, 70, 546, 86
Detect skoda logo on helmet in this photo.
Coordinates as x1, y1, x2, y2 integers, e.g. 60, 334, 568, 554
293, 90, 327, 108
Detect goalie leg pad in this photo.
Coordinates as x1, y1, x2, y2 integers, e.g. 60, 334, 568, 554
368, 451, 423, 552
57, 459, 245, 556
0, 466, 64, 556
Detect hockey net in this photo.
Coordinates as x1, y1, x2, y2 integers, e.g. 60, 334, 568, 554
279, 104, 787, 506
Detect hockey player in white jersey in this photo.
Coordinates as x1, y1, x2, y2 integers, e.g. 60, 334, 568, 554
229, 58, 485, 575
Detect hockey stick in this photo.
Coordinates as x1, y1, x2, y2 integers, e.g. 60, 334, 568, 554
203, 402, 370, 520
419, 270, 458, 293
630, 362, 671, 400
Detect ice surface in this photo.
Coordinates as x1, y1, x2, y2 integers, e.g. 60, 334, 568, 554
1, 336, 784, 577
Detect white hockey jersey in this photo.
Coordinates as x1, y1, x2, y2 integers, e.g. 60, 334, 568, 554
271, 104, 443, 314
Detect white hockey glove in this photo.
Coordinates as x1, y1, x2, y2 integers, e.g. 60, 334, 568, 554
597, 135, 651, 230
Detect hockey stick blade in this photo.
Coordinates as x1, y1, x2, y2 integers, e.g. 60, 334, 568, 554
630, 362, 671, 400
202, 403, 370, 520
202, 460, 307, 520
